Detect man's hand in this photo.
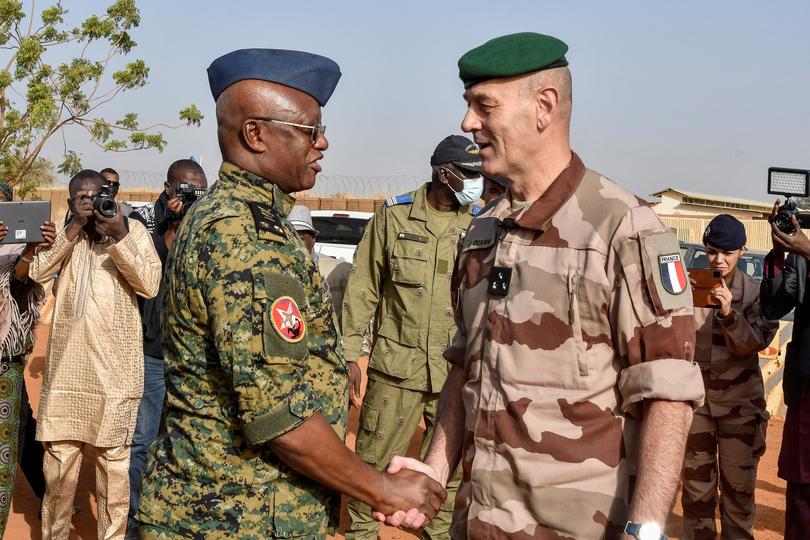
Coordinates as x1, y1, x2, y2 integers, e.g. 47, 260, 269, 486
372, 456, 443, 528
70, 192, 95, 227
711, 278, 733, 318
94, 205, 128, 242
0, 220, 6, 242
348, 361, 363, 408
770, 199, 810, 258
166, 196, 183, 216
373, 468, 446, 531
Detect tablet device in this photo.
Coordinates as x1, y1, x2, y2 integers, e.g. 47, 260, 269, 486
0, 201, 51, 244
690, 268, 723, 308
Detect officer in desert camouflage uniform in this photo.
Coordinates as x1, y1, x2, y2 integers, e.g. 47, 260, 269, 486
136, 48, 445, 540
379, 32, 706, 540
342, 135, 482, 540
681, 215, 777, 540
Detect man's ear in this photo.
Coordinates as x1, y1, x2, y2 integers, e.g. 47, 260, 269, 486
534, 85, 560, 131
241, 119, 267, 153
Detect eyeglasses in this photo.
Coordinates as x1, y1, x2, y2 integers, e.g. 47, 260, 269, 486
254, 117, 326, 143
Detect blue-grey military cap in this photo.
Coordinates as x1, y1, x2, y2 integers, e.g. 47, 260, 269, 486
207, 48, 341, 106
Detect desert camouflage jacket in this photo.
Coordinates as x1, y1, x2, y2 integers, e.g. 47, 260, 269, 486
137, 162, 348, 539
693, 269, 777, 419
444, 153, 705, 540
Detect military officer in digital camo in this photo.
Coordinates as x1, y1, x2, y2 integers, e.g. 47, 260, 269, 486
136, 48, 445, 540
341, 135, 482, 540
379, 32, 706, 540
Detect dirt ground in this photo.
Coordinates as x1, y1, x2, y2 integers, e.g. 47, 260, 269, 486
3, 303, 788, 539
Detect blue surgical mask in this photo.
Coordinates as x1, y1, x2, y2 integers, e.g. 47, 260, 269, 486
447, 170, 483, 206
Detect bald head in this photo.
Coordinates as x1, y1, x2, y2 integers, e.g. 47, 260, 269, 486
214, 79, 327, 193
216, 80, 305, 153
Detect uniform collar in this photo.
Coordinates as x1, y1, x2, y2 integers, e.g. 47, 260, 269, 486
409, 182, 472, 222
494, 151, 586, 232
217, 162, 296, 217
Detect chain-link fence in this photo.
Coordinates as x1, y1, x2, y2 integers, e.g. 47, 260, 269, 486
55, 170, 425, 198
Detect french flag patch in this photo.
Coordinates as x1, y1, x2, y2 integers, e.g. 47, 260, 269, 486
659, 253, 687, 295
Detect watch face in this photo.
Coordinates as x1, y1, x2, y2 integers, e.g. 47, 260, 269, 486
638, 522, 662, 540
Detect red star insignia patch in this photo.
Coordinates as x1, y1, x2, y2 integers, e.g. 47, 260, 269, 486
270, 296, 306, 343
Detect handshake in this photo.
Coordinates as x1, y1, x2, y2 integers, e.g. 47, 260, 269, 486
372, 456, 446, 531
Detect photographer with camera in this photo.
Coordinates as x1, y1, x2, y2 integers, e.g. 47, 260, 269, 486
125, 159, 207, 539
760, 197, 810, 539
131, 159, 204, 235
28, 169, 161, 540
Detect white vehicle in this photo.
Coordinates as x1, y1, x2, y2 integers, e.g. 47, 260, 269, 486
311, 210, 373, 262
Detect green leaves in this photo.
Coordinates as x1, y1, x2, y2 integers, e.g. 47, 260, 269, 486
112, 59, 148, 88
0, 1, 203, 189
179, 105, 203, 127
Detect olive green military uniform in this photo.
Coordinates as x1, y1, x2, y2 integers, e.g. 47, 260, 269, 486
342, 183, 476, 540
137, 163, 348, 539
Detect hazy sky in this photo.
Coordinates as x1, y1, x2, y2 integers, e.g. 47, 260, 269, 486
30, 1, 810, 200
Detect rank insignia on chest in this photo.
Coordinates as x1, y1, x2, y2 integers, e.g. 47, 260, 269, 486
488, 266, 512, 296
658, 253, 687, 295
270, 296, 306, 343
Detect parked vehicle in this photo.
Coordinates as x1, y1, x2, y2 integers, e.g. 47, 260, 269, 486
679, 241, 767, 281
311, 210, 373, 262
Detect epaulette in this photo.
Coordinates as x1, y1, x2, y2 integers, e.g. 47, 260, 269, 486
471, 204, 482, 216
247, 201, 287, 240
385, 193, 414, 207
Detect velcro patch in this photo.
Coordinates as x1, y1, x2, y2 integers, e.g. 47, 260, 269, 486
247, 202, 287, 240
397, 232, 428, 243
462, 218, 499, 252
641, 230, 692, 314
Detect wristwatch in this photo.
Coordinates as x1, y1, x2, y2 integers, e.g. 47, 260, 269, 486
624, 521, 667, 540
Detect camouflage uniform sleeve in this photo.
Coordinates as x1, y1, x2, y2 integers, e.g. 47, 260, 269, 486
610, 205, 705, 417
341, 208, 387, 361
720, 291, 778, 357
203, 218, 322, 446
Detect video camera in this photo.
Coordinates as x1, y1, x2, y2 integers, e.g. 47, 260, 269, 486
768, 167, 810, 234
91, 184, 117, 218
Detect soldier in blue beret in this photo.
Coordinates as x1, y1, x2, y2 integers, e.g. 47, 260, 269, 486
379, 32, 706, 540
136, 48, 445, 539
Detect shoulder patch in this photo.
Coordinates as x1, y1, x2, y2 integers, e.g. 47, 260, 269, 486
640, 229, 692, 314
247, 202, 287, 240
471, 204, 482, 216
385, 193, 414, 207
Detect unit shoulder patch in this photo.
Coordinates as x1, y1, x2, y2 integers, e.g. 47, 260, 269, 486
270, 296, 306, 343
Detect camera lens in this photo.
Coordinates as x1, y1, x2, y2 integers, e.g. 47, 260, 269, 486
94, 197, 117, 218
774, 211, 795, 234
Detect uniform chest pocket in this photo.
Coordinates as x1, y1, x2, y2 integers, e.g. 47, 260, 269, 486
391, 242, 427, 286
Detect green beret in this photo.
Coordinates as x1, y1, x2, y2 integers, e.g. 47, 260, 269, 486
458, 32, 569, 88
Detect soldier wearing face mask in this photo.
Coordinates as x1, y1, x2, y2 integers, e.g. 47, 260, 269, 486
342, 134, 481, 540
